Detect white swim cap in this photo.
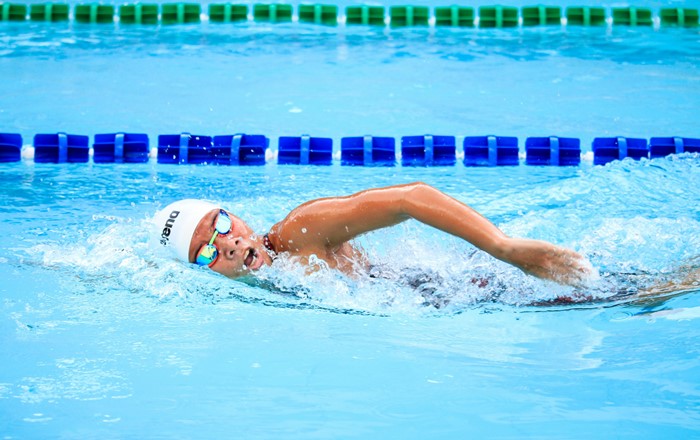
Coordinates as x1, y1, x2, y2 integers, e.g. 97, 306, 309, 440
153, 199, 219, 263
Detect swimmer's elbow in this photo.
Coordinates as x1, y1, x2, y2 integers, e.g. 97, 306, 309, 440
405, 181, 431, 191
398, 182, 435, 217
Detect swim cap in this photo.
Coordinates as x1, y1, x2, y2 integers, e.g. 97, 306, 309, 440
153, 199, 219, 263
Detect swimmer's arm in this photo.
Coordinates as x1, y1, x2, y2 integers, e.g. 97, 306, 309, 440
278, 182, 590, 285
393, 182, 592, 285
281, 182, 507, 252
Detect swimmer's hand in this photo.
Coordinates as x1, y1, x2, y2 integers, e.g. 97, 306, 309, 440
499, 238, 593, 287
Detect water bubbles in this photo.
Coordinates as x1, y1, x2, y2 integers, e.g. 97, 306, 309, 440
610, 311, 633, 322
21, 157, 700, 316
23, 413, 52, 423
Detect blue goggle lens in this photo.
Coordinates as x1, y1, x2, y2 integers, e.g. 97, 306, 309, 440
196, 244, 218, 267
195, 210, 231, 267
215, 210, 232, 235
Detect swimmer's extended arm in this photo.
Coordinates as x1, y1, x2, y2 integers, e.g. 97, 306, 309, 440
275, 182, 591, 285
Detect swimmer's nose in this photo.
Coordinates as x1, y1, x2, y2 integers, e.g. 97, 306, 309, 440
217, 236, 248, 260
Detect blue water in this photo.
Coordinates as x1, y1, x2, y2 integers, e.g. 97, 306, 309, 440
2, 8, 700, 439
1, 17, 699, 145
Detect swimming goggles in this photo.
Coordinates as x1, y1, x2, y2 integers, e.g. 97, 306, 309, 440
195, 209, 232, 267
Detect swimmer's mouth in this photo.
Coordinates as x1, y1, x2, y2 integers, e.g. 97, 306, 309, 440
244, 248, 257, 269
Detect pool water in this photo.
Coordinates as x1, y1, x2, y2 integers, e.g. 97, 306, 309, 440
2, 14, 699, 143
2, 5, 700, 438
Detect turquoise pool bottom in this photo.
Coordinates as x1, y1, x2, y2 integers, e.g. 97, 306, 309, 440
1, 157, 699, 437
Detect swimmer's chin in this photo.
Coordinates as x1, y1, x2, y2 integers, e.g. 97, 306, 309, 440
219, 260, 272, 280
213, 268, 259, 281
230, 273, 259, 283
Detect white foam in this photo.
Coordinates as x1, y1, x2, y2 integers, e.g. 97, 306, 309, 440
25, 191, 700, 315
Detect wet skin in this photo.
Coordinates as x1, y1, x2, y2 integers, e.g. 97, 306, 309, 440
184, 184, 697, 295
188, 208, 369, 279
188, 209, 273, 278
187, 183, 593, 285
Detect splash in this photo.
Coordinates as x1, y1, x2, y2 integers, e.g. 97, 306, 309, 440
26, 214, 695, 317
20, 155, 700, 315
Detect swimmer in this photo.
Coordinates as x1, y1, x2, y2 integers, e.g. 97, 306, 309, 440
154, 182, 593, 286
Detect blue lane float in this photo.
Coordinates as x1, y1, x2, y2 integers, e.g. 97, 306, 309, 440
212, 134, 269, 166
2, 132, 699, 166
278, 135, 333, 165
341, 136, 396, 166
157, 133, 213, 165
592, 137, 648, 165
401, 135, 456, 166
463, 135, 519, 166
0, 133, 22, 163
525, 136, 581, 166
34, 132, 89, 163
649, 137, 700, 158
93, 133, 150, 163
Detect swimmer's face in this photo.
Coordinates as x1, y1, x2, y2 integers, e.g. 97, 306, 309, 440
188, 209, 273, 278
